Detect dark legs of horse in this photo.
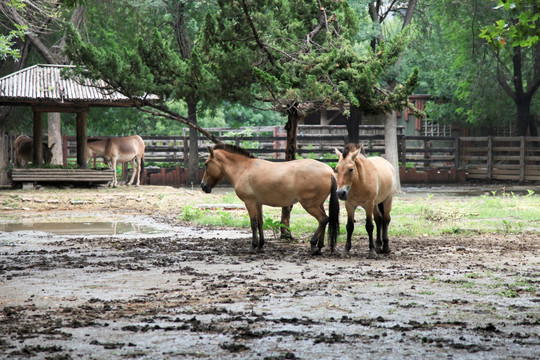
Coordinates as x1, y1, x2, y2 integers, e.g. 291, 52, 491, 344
309, 215, 328, 256
305, 204, 328, 256
375, 202, 391, 254
128, 158, 140, 186
374, 203, 384, 253
249, 205, 264, 252
365, 216, 377, 259
345, 216, 354, 253
344, 203, 356, 254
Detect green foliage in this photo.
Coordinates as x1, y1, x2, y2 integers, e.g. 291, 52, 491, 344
263, 214, 289, 240
480, 0, 540, 48
400, 0, 540, 129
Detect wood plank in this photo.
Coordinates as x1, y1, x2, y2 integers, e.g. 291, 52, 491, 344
11, 168, 114, 183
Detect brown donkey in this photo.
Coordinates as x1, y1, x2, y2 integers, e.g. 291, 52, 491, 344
201, 144, 339, 255
86, 135, 145, 187
335, 144, 397, 258
14, 135, 54, 167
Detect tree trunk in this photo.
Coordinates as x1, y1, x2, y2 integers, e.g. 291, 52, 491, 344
514, 96, 532, 136
280, 107, 300, 240
346, 105, 361, 144
47, 113, 63, 165
530, 116, 539, 137
384, 111, 401, 192
188, 101, 199, 185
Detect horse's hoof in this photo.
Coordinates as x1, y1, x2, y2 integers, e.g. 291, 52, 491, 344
310, 248, 322, 256
367, 251, 378, 259
375, 247, 383, 254
382, 247, 391, 254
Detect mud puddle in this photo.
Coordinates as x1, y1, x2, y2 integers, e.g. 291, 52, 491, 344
1, 212, 539, 359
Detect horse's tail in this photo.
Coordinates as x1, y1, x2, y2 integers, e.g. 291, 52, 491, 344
328, 175, 340, 253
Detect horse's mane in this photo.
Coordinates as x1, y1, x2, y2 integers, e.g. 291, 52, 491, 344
342, 143, 366, 158
213, 143, 256, 158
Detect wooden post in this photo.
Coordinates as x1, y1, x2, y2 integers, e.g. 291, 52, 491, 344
183, 135, 189, 178
423, 139, 429, 168
62, 134, 68, 167
76, 111, 88, 168
520, 136, 525, 182
454, 137, 459, 169
33, 111, 43, 166
487, 136, 493, 180
401, 136, 407, 166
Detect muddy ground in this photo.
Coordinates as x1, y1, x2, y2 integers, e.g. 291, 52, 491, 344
0, 185, 539, 359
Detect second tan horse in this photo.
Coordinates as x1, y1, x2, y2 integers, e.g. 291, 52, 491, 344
86, 135, 145, 187
335, 144, 397, 259
14, 135, 54, 167
201, 144, 339, 255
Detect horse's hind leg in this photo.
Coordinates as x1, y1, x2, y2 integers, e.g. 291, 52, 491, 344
127, 159, 138, 186
303, 204, 328, 255
374, 203, 383, 253
381, 197, 393, 254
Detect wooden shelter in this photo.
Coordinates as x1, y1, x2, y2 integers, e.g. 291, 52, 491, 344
0, 64, 145, 168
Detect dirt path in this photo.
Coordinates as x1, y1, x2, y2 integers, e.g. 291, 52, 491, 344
0, 186, 539, 359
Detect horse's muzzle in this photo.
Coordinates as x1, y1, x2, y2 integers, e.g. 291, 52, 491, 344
201, 182, 213, 193
337, 187, 349, 200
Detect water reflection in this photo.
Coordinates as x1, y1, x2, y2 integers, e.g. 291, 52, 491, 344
0, 221, 160, 235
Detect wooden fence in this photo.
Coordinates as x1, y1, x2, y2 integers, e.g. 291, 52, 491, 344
6, 129, 540, 184
459, 136, 540, 182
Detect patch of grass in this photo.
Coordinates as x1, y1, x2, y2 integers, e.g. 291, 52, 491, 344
158, 189, 540, 242
179, 205, 205, 222
497, 289, 519, 298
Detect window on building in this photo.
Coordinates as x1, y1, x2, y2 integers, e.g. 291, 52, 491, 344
422, 119, 452, 137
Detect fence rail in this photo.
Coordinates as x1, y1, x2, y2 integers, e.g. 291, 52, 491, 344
459, 136, 540, 182
6, 129, 540, 183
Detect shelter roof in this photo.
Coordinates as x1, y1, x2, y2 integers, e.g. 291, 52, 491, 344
0, 64, 151, 108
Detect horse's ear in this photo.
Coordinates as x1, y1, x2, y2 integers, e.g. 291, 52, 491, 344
207, 146, 214, 157
351, 148, 362, 160
360, 145, 366, 156
334, 148, 342, 160
50, 142, 56, 150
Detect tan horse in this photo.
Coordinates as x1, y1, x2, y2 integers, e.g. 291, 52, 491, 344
14, 135, 54, 167
86, 135, 145, 187
335, 143, 397, 259
201, 144, 339, 255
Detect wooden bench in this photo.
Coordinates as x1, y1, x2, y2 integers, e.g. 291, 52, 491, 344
11, 168, 114, 185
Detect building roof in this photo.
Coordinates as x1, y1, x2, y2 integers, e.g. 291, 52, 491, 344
0, 64, 149, 108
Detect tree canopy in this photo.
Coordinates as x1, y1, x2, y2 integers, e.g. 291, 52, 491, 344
400, 0, 540, 135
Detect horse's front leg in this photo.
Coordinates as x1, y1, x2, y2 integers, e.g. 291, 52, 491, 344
345, 202, 357, 254
108, 159, 118, 188
365, 208, 377, 259
245, 202, 262, 252
256, 205, 264, 252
